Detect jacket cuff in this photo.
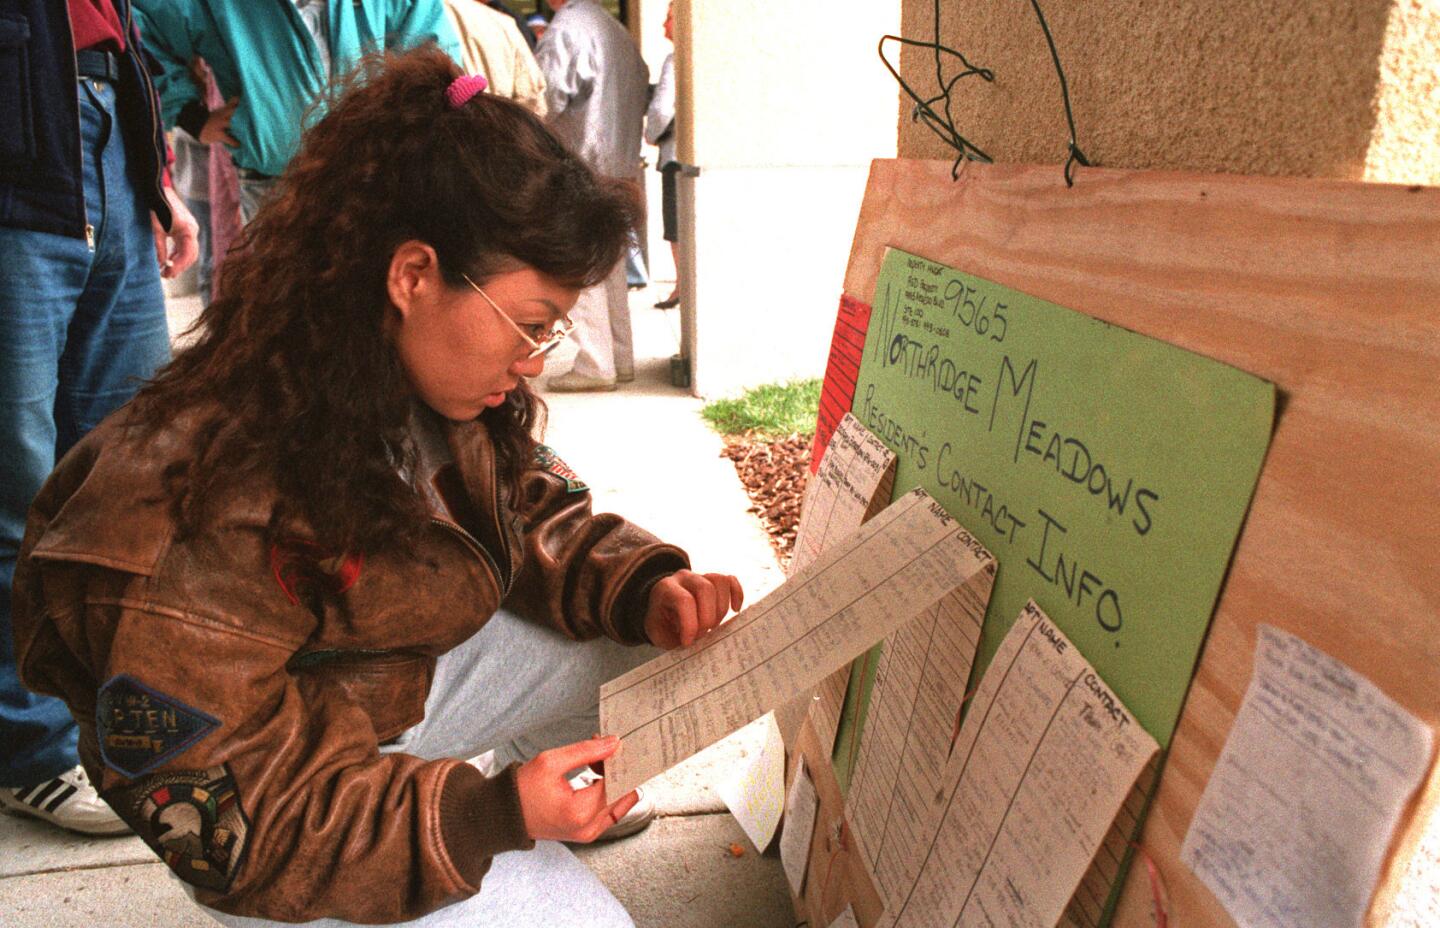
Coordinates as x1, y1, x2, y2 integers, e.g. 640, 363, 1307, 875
613, 551, 689, 645
438, 761, 534, 888
176, 100, 209, 140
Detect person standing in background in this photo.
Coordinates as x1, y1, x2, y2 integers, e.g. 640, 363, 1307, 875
646, 2, 681, 310
0, 0, 197, 836
490, 0, 539, 49
170, 60, 215, 305
535, 0, 648, 392
443, 0, 548, 116
134, 0, 461, 223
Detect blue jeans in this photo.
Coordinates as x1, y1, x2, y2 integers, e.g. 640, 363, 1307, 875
0, 77, 171, 787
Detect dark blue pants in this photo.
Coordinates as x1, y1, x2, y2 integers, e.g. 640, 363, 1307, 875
0, 77, 171, 786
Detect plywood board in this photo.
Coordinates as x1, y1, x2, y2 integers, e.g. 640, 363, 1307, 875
838, 159, 1440, 927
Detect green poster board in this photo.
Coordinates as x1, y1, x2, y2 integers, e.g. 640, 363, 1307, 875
850, 247, 1274, 747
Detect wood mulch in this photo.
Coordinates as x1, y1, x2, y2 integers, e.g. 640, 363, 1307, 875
719, 433, 813, 565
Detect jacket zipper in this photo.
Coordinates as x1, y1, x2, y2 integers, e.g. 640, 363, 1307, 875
428, 517, 513, 599
485, 457, 516, 596
61, 4, 92, 246
123, 1, 171, 231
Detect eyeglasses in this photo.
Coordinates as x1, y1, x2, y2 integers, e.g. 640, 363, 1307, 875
461, 273, 574, 359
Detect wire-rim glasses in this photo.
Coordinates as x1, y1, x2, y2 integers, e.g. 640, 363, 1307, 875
461, 273, 574, 359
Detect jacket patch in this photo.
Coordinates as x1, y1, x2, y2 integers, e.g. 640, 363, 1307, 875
534, 444, 588, 493
97, 675, 220, 778
106, 765, 250, 893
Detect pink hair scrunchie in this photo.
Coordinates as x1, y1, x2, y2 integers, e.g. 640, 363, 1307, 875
445, 74, 489, 109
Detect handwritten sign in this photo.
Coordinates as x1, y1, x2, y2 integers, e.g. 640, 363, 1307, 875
852, 248, 1274, 745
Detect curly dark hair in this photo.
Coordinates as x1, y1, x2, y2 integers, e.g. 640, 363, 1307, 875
126, 45, 640, 556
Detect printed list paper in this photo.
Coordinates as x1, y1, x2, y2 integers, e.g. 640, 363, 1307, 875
1181, 625, 1434, 928
845, 582, 988, 882
599, 488, 995, 801
790, 411, 898, 576
880, 601, 1160, 928
786, 411, 898, 753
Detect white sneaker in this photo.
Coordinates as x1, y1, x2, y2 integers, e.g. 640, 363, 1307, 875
546, 371, 618, 393
1, 765, 131, 836
568, 767, 656, 841
469, 750, 502, 776
595, 785, 655, 840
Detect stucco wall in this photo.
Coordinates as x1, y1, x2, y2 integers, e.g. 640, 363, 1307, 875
896, 0, 1440, 184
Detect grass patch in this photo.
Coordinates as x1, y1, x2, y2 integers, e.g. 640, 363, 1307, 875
701, 379, 822, 439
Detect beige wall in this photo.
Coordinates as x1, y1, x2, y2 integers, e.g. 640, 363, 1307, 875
632, 0, 671, 82
685, 1, 901, 169
678, 0, 901, 397
897, 0, 1440, 184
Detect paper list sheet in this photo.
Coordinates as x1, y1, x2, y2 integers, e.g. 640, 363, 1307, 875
844, 581, 990, 881
785, 411, 898, 752
790, 411, 898, 576
599, 488, 995, 801
880, 601, 1160, 928
1180, 624, 1434, 928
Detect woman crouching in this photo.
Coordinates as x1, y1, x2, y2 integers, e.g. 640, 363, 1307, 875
13, 46, 741, 927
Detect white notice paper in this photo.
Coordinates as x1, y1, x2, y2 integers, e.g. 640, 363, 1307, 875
781, 758, 819, 896
829, 905, 861, 928
1181, 624, 1435, 928
715, 713, 786, 852
881, 601, 1160, 928
599, 488, 995, 801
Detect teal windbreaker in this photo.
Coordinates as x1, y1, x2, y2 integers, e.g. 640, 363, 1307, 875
134, 0, 461, 176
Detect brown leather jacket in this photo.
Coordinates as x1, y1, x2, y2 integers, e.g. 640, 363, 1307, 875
12, 410, 687, 922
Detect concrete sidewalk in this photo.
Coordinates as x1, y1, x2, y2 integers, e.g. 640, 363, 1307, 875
0, 285, 795, 927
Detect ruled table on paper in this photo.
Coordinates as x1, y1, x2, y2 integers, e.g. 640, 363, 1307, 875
878, 601, 1159, 928
599, 488, 994, 801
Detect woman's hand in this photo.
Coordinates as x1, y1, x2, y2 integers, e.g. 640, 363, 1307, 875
643, 569, 744, 650
516, 736, 639, 843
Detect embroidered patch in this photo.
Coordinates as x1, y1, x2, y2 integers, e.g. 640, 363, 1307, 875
97, 675, 220, 778
106, 765, 250, 893
534, 444, 588, 493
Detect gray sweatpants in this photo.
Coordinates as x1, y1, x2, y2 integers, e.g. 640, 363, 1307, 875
202, 608, 658, 927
